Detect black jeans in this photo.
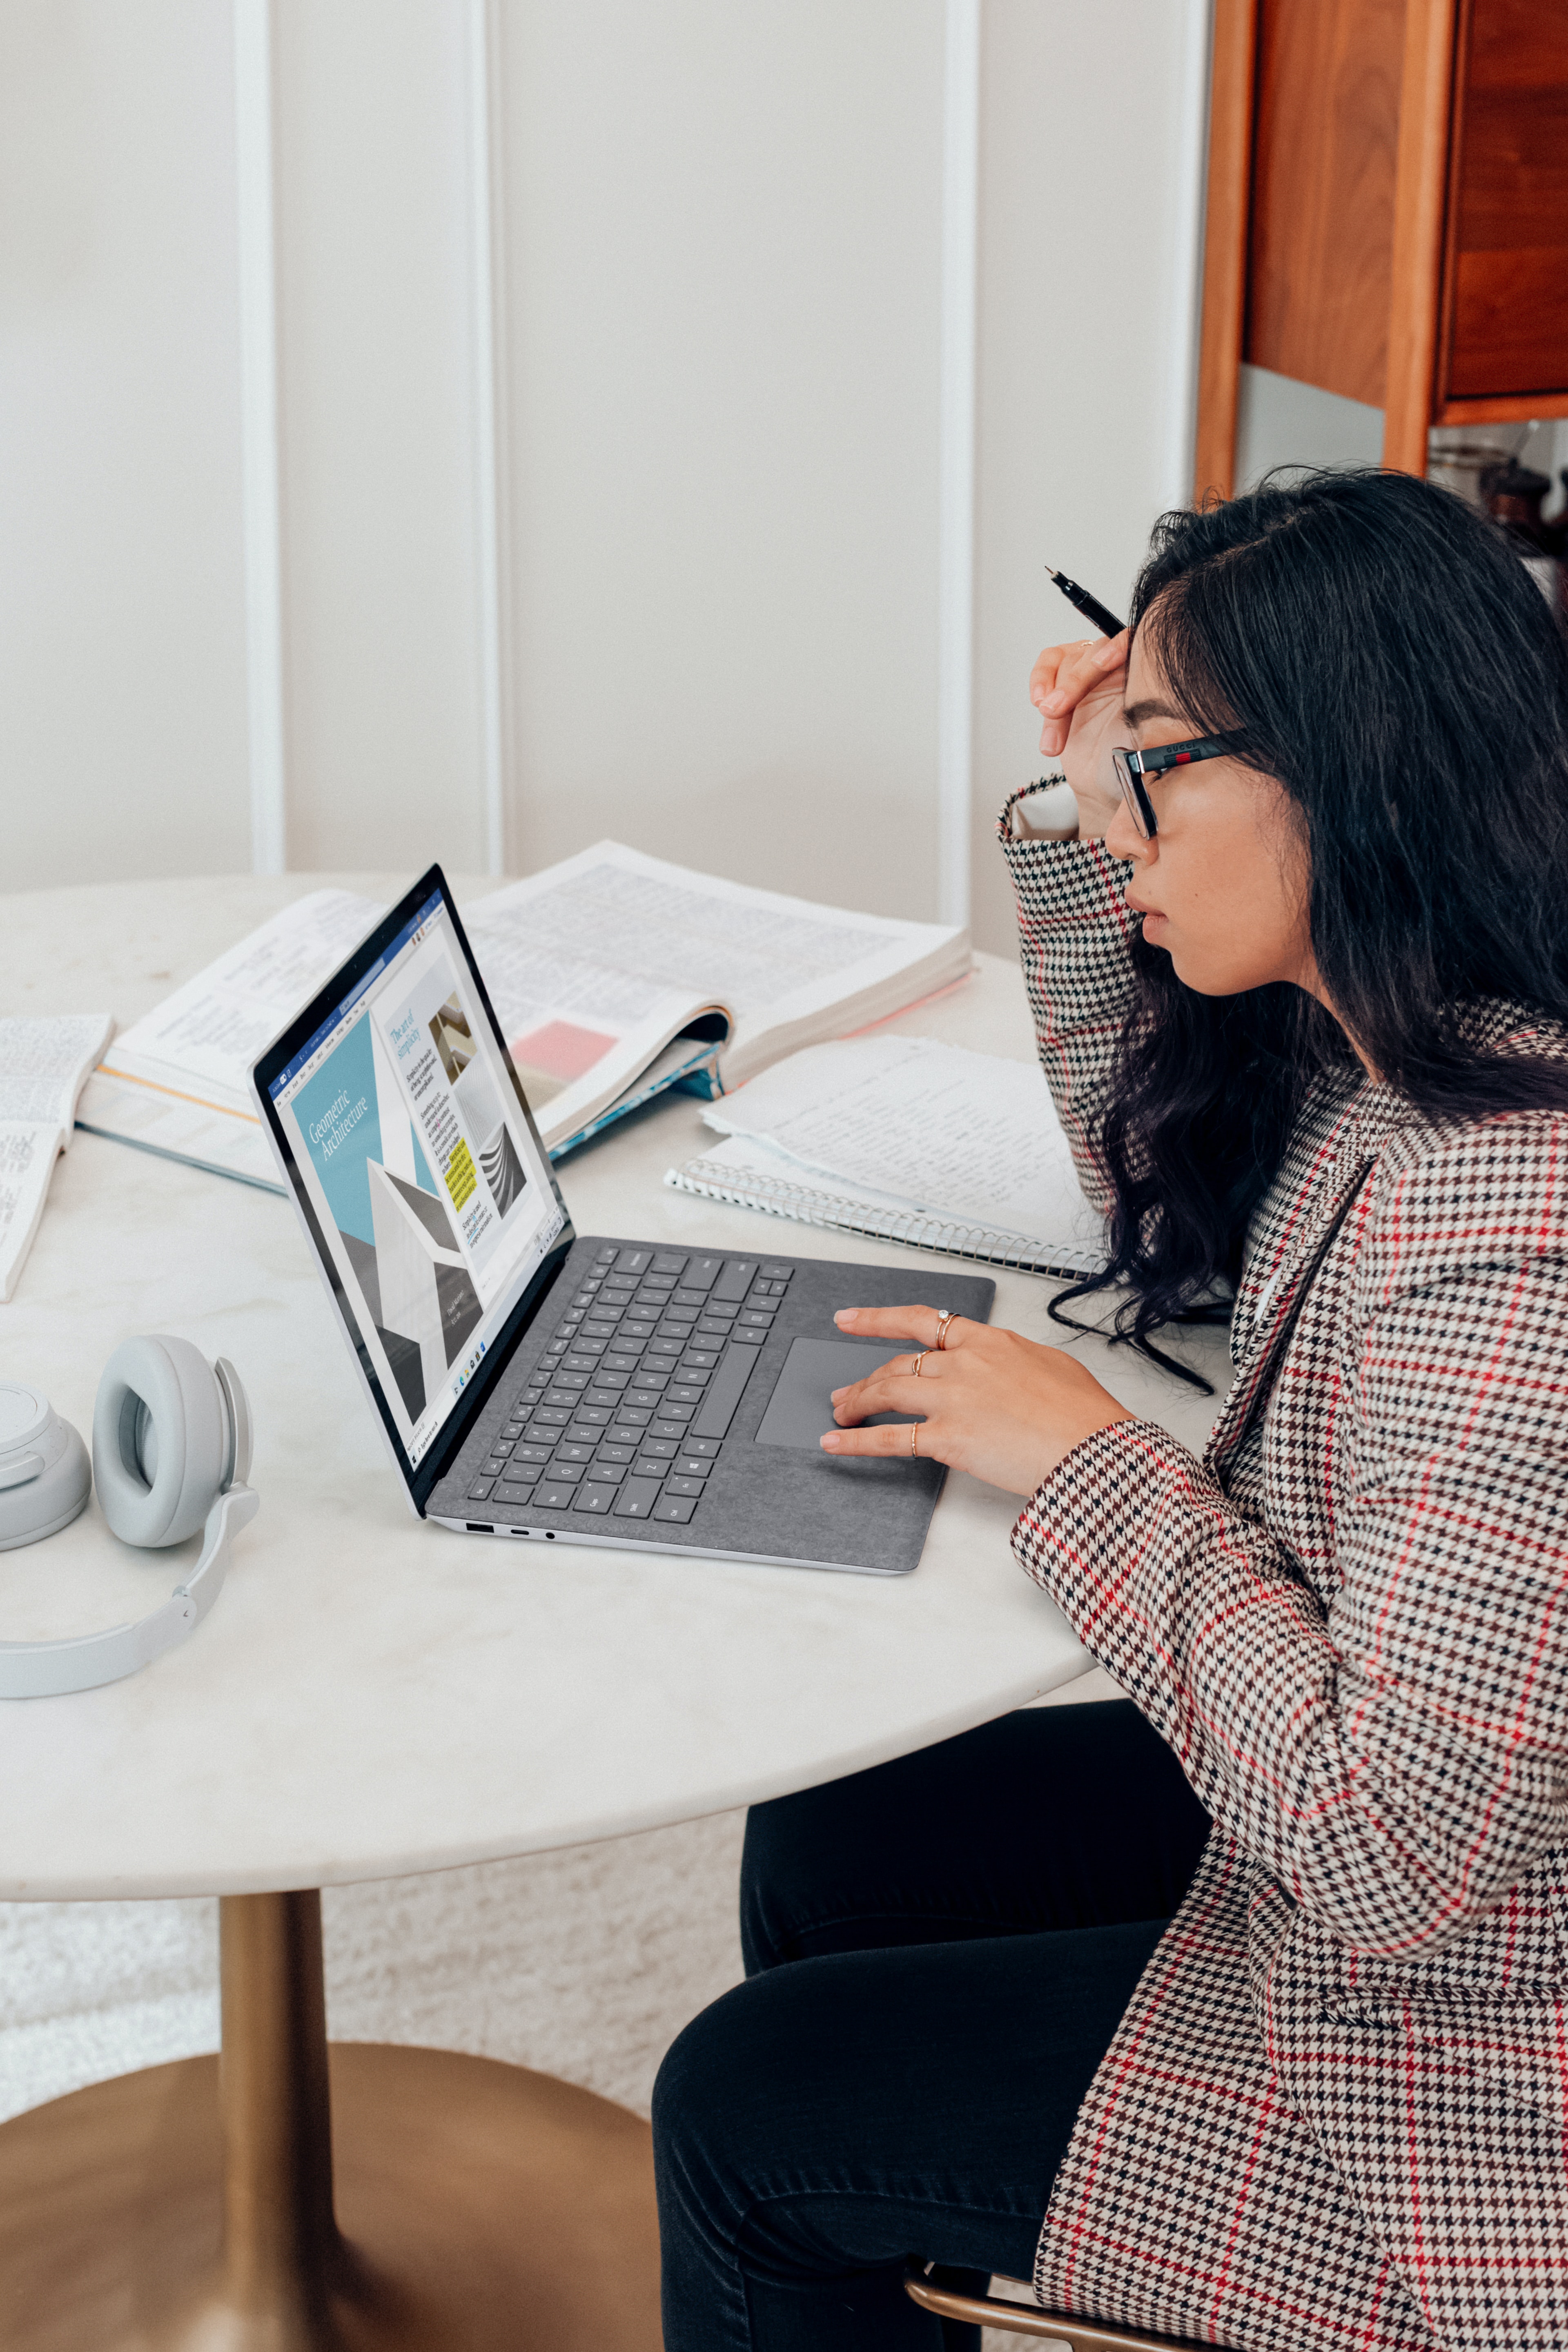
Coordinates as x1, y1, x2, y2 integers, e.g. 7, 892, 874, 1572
652, 1699, 1212, 2352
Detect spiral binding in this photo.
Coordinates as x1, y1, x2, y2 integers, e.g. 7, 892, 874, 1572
665, 1157, 1106, 1280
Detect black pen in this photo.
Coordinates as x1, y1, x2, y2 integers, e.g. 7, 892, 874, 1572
1045, 564, 1126, 640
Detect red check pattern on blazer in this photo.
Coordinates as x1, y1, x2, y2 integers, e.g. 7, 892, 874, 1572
1000, 807, 1568, 2352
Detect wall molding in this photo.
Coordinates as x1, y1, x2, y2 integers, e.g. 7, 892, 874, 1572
1165, 0, 1216, 509
937, 0, 980, 933
233, 0, 287, 875
468, 0, 508, 879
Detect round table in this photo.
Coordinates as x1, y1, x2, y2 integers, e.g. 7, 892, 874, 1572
0, 876, 1229, 2351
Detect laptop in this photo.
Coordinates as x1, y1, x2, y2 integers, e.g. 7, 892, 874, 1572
250, 866, 994, 1576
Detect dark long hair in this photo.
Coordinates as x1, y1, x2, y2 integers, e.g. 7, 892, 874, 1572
1051, 468, 1568, 1385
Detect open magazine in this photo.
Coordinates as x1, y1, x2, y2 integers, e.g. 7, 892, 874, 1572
0, 1012, 115, 1300
75, 845, 970, 1193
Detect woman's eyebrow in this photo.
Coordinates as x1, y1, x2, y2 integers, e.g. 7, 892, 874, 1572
1121, 696, 1185, 728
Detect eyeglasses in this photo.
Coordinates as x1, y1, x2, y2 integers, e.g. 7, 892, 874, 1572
1110, 734, 1235, 839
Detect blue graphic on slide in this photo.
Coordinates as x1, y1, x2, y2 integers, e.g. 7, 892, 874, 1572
293, 1019, 382, 1242
290, 1016, 482, 1430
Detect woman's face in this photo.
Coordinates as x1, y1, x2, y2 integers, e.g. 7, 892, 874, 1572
1104, 633, 1318, 1001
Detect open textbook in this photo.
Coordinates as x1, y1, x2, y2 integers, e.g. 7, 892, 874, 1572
0, 1013, 115, 1301
75, 846, 969, 1192
665, 1034, 1108, 1278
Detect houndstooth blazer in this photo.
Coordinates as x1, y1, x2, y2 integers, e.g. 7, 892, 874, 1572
1000, 802, 1568, 2352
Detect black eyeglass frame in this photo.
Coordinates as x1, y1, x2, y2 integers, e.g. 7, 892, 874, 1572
1111, 734, 1235, 839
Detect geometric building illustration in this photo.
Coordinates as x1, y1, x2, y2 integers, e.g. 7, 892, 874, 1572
365, 1160, 482, 1424
434, 988, 528, 1223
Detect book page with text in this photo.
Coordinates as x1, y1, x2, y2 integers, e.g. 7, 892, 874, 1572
468, 842, 967, 1089
0, 1014, 114, 1148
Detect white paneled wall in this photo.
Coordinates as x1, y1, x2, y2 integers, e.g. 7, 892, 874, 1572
3, 0, 1214, 953
0, 0, 251, 888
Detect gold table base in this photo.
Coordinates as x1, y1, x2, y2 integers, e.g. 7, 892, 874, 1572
0, 1892, 663, 2352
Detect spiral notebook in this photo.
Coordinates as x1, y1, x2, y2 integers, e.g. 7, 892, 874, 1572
664, 1035, 1108, 1280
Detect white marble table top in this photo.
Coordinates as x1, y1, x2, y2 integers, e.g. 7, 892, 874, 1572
0, 875, 1229, 1900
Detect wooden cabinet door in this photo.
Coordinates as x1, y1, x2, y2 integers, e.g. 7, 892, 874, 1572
1442, 0, 1568, 401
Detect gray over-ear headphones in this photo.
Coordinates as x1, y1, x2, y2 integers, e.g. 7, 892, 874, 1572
0, 1336, 259, 1699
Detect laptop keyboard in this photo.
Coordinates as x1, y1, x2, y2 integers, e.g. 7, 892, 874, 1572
464, 1247, 797, 1529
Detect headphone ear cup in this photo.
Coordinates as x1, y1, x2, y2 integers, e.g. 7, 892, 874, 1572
93, 1337, 227, 1548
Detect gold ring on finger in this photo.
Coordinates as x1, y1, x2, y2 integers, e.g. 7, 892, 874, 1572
934, 1311, 955, 1350
909, 1420, 919, 1459
912, 1350, 928, 1377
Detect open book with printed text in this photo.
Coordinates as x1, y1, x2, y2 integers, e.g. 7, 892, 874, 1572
74, 845, 969, 1192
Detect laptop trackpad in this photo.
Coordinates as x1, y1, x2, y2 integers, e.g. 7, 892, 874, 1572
753, 1337, 918, 1450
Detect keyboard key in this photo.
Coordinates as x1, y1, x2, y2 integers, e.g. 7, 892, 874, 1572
615, 1406, 653, 1428
647, 1337, 684, 1357
730, 1328, 766, 1346
654, 1402, 693, 1424
684, 1256, 722, 1290
572, 1485, 615, 1514
468, 1478, 494, 1499
762, 1263, 794, 1281
485, 1454, 510, 1474
664, 1474, 705, 1499
594, 1245, 619, 1263
673, 1454, 713, 1479
495, 1480, 537, 1508
572, 1406, 613, 1426
553, 1440, 595, 1463
683, 1350, 722, 1370
544, 1461, 584, 1484
738, 1309, 775, 1327
666, 1385, 706, 1406
682, 1436, 722, 1457
714, 1259, 758, 1301
586, 1461, 625, 1484
653, 1496, 697, 1524
590, 1370, 630, 1390
532, 1481, 576, 1510
672, 1366, 710, 1388
673, 1287, 710, 1307
514, 1442, 554, 1465
552, 1371, 590, 1390
638, 1435, 679, 1458
595, 1439, 639, 1464
614, 1477, 664, 1518
620, 1319, 657, 1339
604, 1351, 643, 1371
533, 1407, 572, 1427
652, 1251, 688, 1274
634, 1454, 674, 1481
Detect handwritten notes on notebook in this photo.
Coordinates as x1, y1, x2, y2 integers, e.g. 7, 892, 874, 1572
666, 1035, 1107, 1277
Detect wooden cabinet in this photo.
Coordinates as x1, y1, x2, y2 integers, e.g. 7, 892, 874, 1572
1196, 0, 1568, 496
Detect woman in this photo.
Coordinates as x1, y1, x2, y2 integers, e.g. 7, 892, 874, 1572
652, 470, 1568, 2352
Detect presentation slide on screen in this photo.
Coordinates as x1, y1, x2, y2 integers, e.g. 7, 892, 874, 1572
278, 916, 559, 1462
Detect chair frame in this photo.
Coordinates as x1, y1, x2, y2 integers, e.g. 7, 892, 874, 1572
903, 2261, 1216, 2349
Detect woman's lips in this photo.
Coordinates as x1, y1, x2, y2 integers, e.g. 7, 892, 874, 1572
1125, 893, 1166, 937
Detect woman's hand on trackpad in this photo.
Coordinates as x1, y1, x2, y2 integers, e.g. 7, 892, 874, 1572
821, 1305, 1134, 1499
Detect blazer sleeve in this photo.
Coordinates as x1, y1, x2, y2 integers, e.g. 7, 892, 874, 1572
996, 793, 1138, 1214
1011, 1109, 1568, 1962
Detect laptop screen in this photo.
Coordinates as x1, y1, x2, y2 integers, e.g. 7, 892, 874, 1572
255, 871, 571, 1494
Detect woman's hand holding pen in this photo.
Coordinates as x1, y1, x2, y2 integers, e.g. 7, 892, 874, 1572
1029, 629, 1129, 840
821, 1307, 1134, 1499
